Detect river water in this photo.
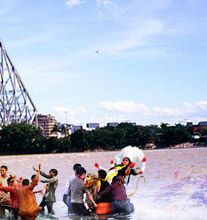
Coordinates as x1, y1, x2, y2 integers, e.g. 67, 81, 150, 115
1, 147, 207, 220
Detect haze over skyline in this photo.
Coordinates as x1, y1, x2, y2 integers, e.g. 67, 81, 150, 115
1, 0, 207, 127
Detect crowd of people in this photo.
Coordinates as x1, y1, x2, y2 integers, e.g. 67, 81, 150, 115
0, 156, 138, 219
0, 163, 58, 220
63, 156, 138, 216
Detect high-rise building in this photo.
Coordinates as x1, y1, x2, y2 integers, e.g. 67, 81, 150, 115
36, 114, 57, 138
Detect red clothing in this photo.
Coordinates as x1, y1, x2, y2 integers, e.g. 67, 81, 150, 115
98, 181, 128, 201
2, 186, 19, 208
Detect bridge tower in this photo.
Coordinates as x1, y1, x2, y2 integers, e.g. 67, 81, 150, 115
0, 39, 37, 126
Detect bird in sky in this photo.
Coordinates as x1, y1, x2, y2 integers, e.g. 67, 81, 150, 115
95, 49, 100, 53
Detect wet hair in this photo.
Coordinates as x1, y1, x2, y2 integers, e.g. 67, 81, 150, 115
73, 163, 81, 171
98, 170, 107, 179
1, 165, 8, 170
76, 167, 86, 176
7, 176, 14, 185
112, 175, 122, 185
50, 169, 58, 176
31, 174, 36, 180
22, 179, 30, 186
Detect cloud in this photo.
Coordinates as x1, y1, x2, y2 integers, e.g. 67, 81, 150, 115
100, 101, 149, 113
96, 0, 121, 15
51, 100, 207, 126
196, 101, 207, 110
100, 100, 207, 124
65, 0, 86, 8
148, 102, 207, 118
151, 106, 184, 117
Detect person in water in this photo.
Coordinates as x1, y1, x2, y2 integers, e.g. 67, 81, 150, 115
98, 175, 131, 214
94, 169, 112, 215
69, 167, 97, 216
15, 163, 42, 220
0, 165, 10, 216
63, 163, 81, 214
0, 166, 9, 186
30, 175, 44, 195
94, 170, 111, 203
33, 166, 58, 215
0, 176, 20, 219
106, 157, 137, 184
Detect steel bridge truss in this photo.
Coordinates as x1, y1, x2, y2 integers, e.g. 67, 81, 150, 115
0, 40, 37, 126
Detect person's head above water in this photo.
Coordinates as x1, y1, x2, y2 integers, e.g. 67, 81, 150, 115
1, 165, 8, 177
7, 176, 14, 186
98, 169, 107, 179
22, 179, 30, 186
73, 163, 81, 175
49, 169, 58, 177
31, 174, 36, 180
76, 167, 87, 180
112, 175, 122, 184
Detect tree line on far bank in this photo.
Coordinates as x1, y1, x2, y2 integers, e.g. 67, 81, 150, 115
0, 122, 206, 155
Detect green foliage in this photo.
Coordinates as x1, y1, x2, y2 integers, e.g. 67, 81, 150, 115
0, 123, 46, 155
0, 121, 197, 155
45, 137, 71, 153
160, 123, 191, 146
70, 130, 91, 152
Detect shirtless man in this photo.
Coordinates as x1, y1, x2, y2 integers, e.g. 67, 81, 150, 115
0, 165, 8, 187
15, 163, 42, 220
0, 165, 9, 216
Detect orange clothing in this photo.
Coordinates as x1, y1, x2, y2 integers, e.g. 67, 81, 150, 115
95, 202, 112, 214
15, 176, 42, 220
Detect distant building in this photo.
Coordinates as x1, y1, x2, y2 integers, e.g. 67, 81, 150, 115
36, 114, 57, 138
192, 125, 201, 132
107, 122, 118, 127
192, 121, 207, 132
130, 122, 136, 126
56, 123, 73, 138
72, 125, 83, 133
55, 123, 83, 136
86, 123, 100, 129
186, 122, 193, 127
198, 121, 207, 127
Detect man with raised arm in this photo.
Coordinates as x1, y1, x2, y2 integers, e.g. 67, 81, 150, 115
15, 163, 42, 220
33, 166, 58, 215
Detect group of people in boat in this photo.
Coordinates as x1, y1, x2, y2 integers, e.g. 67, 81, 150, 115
0, 163, 58, 220
63, 156, 140, 216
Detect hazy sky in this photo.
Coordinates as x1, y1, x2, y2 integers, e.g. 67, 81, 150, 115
0, 0, 207, 127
